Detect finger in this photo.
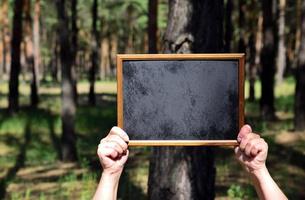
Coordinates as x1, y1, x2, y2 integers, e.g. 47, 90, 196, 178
244, 138, 262, 157
109, 126, 129, 142
237, 124, 252, 142
118, 149, 129, 166
239, 133, 260, 151
97, 145, 117, 158
107, 134, 128, 151
103, 140, 124, 154
255, 138, 268, 155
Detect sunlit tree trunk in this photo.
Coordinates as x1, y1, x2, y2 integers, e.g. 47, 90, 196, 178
89, 0, 99, 105
0, 8, 3, 77
260, 0, 276, 120
294, 0, 305, 131
276, 0, 286, 84
56, 0, 77, 161
100, 37, 110, 80
148, 0, 158, 53
24, 0, 39, 107
8, 0, 24, 112
33, 0, 41, 92
1, 0, 10, 77
148, 1, 223, 199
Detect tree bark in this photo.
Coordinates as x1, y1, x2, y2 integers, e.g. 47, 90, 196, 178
148, 1, 223, 199
276, 0, 286, 84
238, 0, 246, 53
148, 0, 158, 53
8, 0, 24, 112
224, 0, 232, 52
71, 0, 78, 105
33, 0, 40, 101
1, 0, 10, 77
24, 0, 39, 107
260, 0, 276, 120
294, 0, 305, 131
248, 33, 256, 102
56, 0, 78, 161
89, 0, 99, 105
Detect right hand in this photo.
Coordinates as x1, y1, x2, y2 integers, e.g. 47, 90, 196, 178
97, 127, 129, 175
234, 125, 268, 174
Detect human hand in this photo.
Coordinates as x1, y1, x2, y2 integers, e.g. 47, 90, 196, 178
234, 125, 268, 175
97, 127, 129, 176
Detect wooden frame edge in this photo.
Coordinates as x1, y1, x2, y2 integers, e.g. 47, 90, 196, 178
117, 53, 245, 60
117, 56, 123, 128
238, 55, 245, 129
128, 140, 238, 146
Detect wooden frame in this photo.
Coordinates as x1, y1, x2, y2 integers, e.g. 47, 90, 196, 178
117, 54, 245, 146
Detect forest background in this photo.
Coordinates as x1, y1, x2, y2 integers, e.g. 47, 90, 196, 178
0, 0, 305, 199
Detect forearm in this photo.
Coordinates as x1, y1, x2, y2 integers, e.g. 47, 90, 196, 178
93, 172, 121, 200
250, 166, 287, 200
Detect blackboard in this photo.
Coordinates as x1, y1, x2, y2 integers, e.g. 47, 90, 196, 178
117, 54, 244, 146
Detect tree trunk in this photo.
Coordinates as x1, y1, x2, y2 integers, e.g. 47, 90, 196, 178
89, 0, 99, 105
260, 0, 276, 120
224, 0, 232, 52
8, 0, 24, 113
148, 0, 158, 53
56, 0, 77, 161
24, 0, 39, 107
238, 0, 246, 53
0, 6, 3, 77
71, 0, 78, 105
148, 1, 223, 199
33, 0, 41, 101
1, 0, 10, 77
295, 0, 302, 62
100, 37, 110, 79
276, 0, 286, 84
294, 0, 305, 131
248, 33, 256, 102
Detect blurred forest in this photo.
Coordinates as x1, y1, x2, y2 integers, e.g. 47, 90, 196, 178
0, 0, 305, 199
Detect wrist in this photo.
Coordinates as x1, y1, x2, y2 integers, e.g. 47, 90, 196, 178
249, 165, 269, 180
101, 169, 122, 183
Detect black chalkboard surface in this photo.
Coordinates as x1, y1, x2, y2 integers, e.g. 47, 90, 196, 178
117, 54, 244, 146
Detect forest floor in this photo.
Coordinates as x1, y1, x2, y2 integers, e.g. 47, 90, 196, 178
0, 78, 304, 200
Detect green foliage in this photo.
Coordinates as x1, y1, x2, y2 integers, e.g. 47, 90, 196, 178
227, 184, 256, 200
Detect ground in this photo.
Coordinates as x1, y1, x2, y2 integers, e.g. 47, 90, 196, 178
0, 77, 304, 199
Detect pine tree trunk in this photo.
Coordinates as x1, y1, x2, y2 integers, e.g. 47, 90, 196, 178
89, 0, 99, 105
224, 0, 233, 52
8, 0, 24, 112
276, 0, 286, 84
248, 33, 256, 102
24, 0, 39, 107
238, 0, 246, 53
56, 0, 77, 161
294, 0, 305, 131
148, 0, 158, 53
71, 0, 78, 105
148, 1, 223, 199
0, 6, 3, 77
1, 0, 10, 77
260, 0, 276, 120
32, 0, 40, 106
